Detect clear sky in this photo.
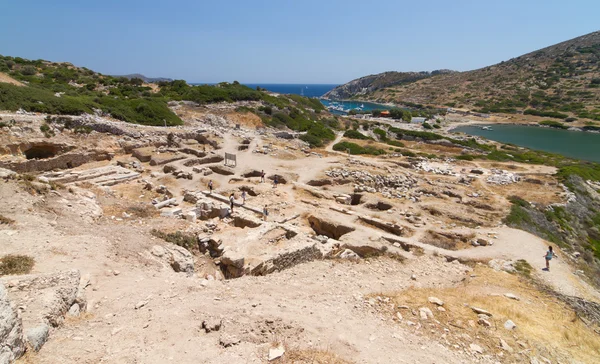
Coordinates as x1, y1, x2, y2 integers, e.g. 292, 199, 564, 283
1, 0, 598, 84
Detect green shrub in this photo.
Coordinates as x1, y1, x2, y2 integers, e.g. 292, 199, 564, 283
150, 229, 196, 251
385, 140, 405, 148
455, 154, 476, 161
539, 120, 568, 129
373, 128, 387, 140
524, 109, 569, 119
422, 122, 433, 130
333, 141, 385, 155
343, 129, 370, 140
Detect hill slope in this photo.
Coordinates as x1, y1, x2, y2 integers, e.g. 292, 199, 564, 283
112, 73, 173, 83
331, 31, 600, 121
322, 70, 456, 100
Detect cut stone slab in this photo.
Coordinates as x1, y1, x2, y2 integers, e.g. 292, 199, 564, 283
149, 153, 186, 166
131, 147, 154, 162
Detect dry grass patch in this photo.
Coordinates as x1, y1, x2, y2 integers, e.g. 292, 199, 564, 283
279, 348, 353, 364
0, 254, 35, 276
421, 230, 475, 250
378, 265, 600, 363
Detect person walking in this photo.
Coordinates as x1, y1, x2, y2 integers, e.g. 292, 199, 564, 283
273, 175, 278, 188
260, 170, 265, 183
229, 193, 235, 214
208, 180, 213, 194
543, 246, 556, 271
263, 205, 268, 221
241, 190, 247, 205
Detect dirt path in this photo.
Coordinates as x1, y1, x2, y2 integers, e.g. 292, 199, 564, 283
399, 226, 600, 302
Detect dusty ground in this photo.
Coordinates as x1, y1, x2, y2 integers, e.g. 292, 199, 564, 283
1, 107, 599, 363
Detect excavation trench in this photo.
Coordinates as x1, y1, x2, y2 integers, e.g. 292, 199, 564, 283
365, 201, 393, 211
307, 215, 355, 240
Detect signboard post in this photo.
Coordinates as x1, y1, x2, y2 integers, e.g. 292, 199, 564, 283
224, 153, 237, 167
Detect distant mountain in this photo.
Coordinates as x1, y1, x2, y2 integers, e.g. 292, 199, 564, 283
114, 73, 173, 83
328, 31, 600, 122
322, 70, 456, 100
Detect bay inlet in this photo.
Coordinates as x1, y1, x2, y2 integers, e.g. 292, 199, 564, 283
451, 124, 600, 163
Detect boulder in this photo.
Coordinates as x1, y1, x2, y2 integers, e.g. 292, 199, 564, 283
67, 303, 80, 317
476, 238, 489, 246
25, 324, 49, 352
0, 283, 25, 362
166, 244, 194, 275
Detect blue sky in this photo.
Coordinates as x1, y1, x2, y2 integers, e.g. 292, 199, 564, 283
1, 0, 598, 83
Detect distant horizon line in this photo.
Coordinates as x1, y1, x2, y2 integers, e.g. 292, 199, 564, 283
188, 82, 341, 85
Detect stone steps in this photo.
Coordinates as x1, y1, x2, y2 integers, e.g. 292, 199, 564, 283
42, 166, 140, 186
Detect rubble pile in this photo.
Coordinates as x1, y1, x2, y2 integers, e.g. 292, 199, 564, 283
326, 168, 419, 200
486, 169, 521, 185
414, 161, 457, 176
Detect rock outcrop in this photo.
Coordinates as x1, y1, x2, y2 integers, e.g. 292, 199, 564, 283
0, 283, 25, 363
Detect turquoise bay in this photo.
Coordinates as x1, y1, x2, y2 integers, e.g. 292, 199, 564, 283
451, 124, 600, 163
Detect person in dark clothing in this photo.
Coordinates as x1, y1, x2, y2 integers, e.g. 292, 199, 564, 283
208, 180, 213, 194
229, 193, 235, 213
543, 246, 556, 271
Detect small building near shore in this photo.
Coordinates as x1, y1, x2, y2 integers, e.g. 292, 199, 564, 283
411, 117, 426, 124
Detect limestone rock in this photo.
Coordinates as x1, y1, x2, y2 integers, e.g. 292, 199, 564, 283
504, 293, 520, 301
471, 307, 491, 316
25, 324, 50, 352
469, 343, 484, 354
67, 303, 80, 317
419, 307, 434, 320
0, 283, 25, 362
219, 334, 240, 348
0, 270, 81, 328
338, 249, 360, 261
504, 319, 517, 330
428, 297, 444, 306
268, 345, 285, 361
202, 318, 222, 333
478, 318, 491, 327
499, 338, 513, 353
151, 244, 195, 275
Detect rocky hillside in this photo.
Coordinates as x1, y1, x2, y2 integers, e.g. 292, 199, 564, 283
322, 70, 455, 100
112, 73, 173, 83
332, 31, 600, 122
